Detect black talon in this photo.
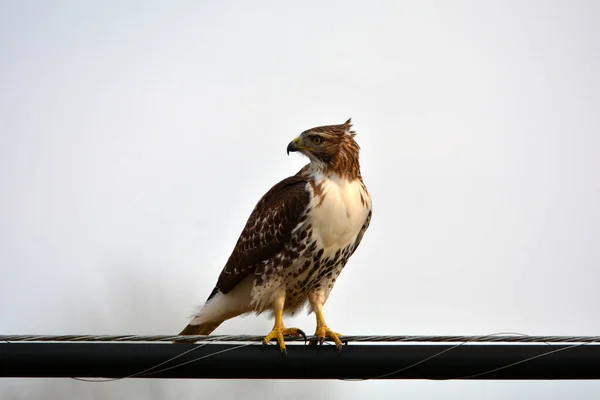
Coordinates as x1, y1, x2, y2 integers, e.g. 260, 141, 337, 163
297, 328, 307, 344
315, 336, 325, 355
282, 347, 288, 359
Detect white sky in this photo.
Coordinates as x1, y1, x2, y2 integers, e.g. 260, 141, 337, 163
1, 1, 599, 398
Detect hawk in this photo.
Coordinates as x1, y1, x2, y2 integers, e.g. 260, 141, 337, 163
177, 119, 372, 352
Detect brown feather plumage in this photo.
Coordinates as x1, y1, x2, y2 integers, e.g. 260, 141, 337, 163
214, 176, 311, 295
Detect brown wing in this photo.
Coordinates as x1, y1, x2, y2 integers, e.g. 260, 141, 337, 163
212, 175, 310, 296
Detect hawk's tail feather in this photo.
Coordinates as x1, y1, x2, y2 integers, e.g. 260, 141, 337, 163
172, 321, 223, 344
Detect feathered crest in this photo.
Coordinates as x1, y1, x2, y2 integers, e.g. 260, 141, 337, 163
303, 118, 356, 138
343, 118, 356, 138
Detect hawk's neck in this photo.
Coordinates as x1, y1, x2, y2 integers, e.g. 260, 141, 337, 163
297, 159, 363, 182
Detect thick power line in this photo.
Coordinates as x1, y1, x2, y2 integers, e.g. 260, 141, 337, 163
2, 342, 600, 380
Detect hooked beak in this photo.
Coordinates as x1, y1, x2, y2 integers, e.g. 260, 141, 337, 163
287, 137, 302, 155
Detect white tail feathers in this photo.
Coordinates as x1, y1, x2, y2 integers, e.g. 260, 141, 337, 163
175, 278, 255, 343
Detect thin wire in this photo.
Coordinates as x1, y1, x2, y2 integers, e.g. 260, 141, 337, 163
453, 339, 600, 380
71, 337, 217, 382
342, 332, 535, 381
3, 334, 600, 343
343, 333, 600, 381
71, 336, 252, 383
136, 342, 254, 378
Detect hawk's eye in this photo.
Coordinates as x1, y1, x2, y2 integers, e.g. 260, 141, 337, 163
311, 136, 323, 145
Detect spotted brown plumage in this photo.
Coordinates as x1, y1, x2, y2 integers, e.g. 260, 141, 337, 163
177, 119, 372, 353
215, 176, 310, 295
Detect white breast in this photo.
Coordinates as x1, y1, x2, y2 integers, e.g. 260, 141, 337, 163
308, 175, 371, 252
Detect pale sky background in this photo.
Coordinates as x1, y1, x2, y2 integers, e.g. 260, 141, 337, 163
1, 0, 599, 398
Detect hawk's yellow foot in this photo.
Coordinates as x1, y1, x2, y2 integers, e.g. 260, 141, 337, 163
310, 309, 344, 351
263, 326, 306, 354
263, 309, 306, 355
311, 325, 343, 350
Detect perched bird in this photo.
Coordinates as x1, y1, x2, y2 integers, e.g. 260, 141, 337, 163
177, 119, 372, 352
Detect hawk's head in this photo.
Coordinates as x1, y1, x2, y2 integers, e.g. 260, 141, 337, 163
287, 119, 361, 178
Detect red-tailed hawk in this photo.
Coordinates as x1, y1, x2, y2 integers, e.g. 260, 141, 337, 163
177, 119, 372, 352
